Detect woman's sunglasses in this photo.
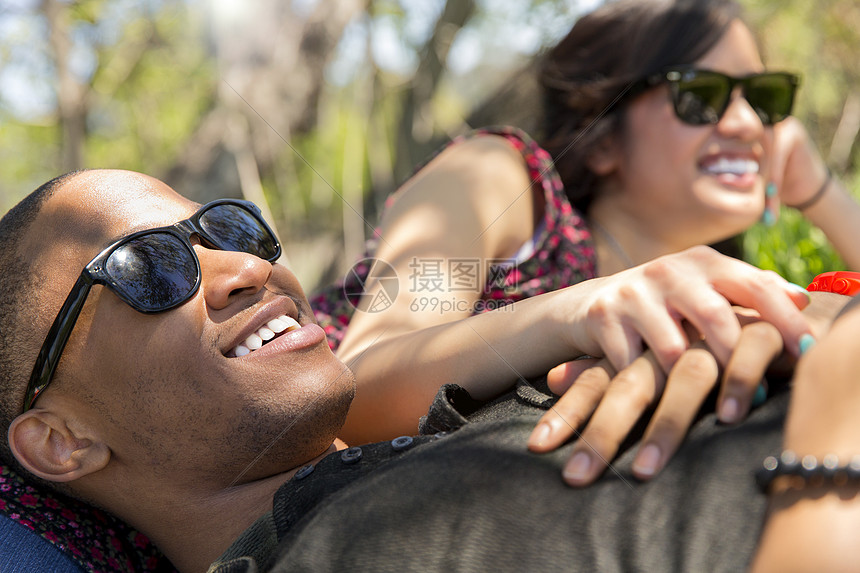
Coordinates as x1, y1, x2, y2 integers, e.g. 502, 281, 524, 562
641, 68, 800, 126
24, 199, 281, 412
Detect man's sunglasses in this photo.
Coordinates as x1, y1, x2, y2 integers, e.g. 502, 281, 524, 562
640, 68, 800, 126
24, 199, 281, 412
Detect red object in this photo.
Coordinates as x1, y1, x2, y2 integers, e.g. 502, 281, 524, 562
807, 271, 860, 296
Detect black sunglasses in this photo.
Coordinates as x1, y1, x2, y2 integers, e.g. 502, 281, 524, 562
641, 68, 800, 126
24, 199, 281, 412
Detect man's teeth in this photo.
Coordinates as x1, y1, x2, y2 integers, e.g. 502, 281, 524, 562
703, 157, 759, 176
233, 315, 301, 357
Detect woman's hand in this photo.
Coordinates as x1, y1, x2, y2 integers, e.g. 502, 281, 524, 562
769, 117, 830, 212
767, 118, 860, 271
559, 245, 812, 374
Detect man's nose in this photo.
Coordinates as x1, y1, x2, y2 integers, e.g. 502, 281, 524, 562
195, 246, 273, 309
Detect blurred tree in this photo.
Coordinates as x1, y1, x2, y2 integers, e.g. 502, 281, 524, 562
43, 0, 88, 171
164, 0, 366, 206
0, 0, 857, 288
391, 0, 475, 182
0, 0, 213, 205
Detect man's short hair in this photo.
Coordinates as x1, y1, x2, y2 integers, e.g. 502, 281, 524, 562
0, 170, 84, 470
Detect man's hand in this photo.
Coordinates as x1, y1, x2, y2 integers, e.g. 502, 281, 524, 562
529, 322, 782, 486
529, 292, 849, 487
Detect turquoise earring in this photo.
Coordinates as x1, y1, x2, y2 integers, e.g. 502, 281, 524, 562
761, 182, 777, 226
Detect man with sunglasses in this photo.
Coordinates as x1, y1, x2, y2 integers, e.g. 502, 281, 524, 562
0, 168, 842, 572
0, 169, 358, 571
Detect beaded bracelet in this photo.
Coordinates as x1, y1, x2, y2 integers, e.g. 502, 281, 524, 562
756, 450, 860, 494
785, 168, 833, 211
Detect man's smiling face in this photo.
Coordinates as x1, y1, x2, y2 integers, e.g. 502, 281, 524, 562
21, 169, 355, 487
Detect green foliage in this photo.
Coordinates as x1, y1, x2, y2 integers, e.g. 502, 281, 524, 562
0, 0, 213, 208
0, 0, 857, 286
744, 174, 860, 284
0, 123, 62, 211
86, 3, 214, 171
744, 210, 841, 286
738, 0, 859, 281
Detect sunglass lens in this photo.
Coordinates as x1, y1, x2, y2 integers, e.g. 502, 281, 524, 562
106, 233, 199, 312
746, 74, 795, 125
199, 204, 279, 261
674, 72, 730, 125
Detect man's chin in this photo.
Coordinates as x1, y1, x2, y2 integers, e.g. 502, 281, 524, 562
258, 377, 355, 480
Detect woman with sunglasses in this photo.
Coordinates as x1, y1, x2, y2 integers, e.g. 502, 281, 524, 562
312, 0, 860, 466
538, 0, 859, 277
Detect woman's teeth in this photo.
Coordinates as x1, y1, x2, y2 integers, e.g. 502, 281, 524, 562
702, 157, 759, 175
232, 315, 301, 357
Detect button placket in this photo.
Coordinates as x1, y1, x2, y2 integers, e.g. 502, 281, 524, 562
391, 436, 414, 451
340, 446, 363, 465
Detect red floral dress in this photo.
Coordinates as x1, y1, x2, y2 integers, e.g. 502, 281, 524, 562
310, 126, 597, 351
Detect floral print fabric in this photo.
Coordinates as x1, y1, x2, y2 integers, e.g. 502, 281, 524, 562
0, 464, 176, 572
310, 126, 597, 351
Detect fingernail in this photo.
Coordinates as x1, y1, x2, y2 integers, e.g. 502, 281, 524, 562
529, 423, 551, 448
633, 444, 661, 477
563, 452, 592, 482
752, 384, 767, 407
761, 208, 775, 227
799, 333, 816, 355
719, 396, 740, 423
787, 283, 812, 301
766, 182, 777, 198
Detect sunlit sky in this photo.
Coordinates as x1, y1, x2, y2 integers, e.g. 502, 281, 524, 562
0, 0, 600, 120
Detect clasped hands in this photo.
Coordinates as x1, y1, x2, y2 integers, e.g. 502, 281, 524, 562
530, 246, 842, 487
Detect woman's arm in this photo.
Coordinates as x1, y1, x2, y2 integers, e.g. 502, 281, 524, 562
336, 134, 540, 364
772, 118, 860, 270
339, 246, 813, 444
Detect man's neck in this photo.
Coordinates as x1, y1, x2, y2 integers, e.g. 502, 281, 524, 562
95, 440, 346, 572
152, 472, 289, 572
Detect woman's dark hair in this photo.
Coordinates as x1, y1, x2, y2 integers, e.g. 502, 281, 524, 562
539, 0, 742, 214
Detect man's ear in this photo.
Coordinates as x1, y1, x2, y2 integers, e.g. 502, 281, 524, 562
8, 409, 110, 483
585, 134, 622, 176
